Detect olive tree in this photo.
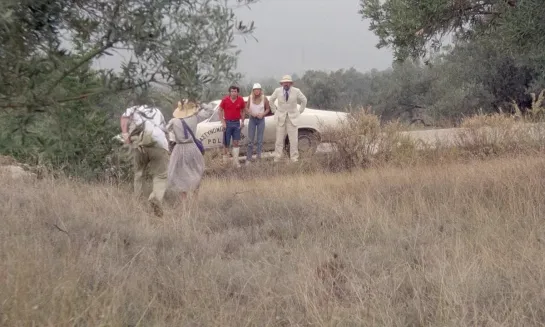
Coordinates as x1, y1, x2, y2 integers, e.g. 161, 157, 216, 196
359, 0, 545, 62
0, 0, 257, 111
0, 0, 258, 178
359, 0, 545, 121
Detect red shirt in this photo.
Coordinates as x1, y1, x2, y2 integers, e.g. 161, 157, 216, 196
220, 95, 245, 120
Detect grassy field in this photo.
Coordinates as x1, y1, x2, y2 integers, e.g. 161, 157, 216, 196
3, 151, 545, 326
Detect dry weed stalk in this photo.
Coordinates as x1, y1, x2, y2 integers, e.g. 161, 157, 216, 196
529, 89, 545, 119
322, 109, 418, 169
511, 89, 545, 122
3, 155, 545, 325
456, 111, 545, 156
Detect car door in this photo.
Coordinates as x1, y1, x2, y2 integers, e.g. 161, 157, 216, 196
195, 105, 225, 150
239, 109, 250, 148
261, 110, 276, 152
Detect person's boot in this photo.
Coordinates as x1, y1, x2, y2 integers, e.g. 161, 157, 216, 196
231, 147, 241, 168
222, 150, 229, 164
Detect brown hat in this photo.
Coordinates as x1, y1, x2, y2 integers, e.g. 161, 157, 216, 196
172, 99, 199, 118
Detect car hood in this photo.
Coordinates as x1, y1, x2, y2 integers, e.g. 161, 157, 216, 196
304, 108, 350, 120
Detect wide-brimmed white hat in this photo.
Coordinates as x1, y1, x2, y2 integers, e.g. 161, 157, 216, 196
279, 75, 293, 83
252, 83, 262, 90
172, 99, 199, 119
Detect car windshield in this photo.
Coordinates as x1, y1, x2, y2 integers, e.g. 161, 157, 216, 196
207, 102, 221, 122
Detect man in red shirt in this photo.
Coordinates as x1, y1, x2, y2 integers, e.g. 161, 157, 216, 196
219, 85, 246, 167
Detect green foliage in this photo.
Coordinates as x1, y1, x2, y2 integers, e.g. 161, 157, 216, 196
197, 77, 279, 103
239, 82, 277, 99
357, 0, 545, 123
0, 0, 258, 179
295, 68, 374, 110
295, 64, 437, 123
0, 65, 124, 178
359, 0, 544, 62
292, 38, 545, 126
0, 0, 257, 109
489, 0, 545, 60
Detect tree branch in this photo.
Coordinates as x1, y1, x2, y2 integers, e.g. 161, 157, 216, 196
0, 80, 150, 109
43, 0, 123, 96
413, 2, 500, 38
44, 42, 114, 96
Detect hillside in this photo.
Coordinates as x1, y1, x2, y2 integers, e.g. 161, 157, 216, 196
2, 154, 545, 326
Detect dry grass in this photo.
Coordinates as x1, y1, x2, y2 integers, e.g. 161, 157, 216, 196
315, 109, 545, 173
512, 89, 545, 121
455, 112, 545, 155
94, 108, 545, 183
321, 111, 419, 170
3, 108, 545, 326
3, 152, 545, 326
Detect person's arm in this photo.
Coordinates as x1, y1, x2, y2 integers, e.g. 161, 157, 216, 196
120, 108, 132, 143
269, 90, 278, 113
297, 89, 307, 114
244, 97, 252, 117
240, 101, 245, 127
261, 97, 271, 118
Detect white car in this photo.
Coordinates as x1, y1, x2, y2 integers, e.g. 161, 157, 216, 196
195, 96, 350, 156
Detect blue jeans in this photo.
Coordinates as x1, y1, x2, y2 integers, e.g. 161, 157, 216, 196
223, 120, 241, 147
247, 116, 265, 160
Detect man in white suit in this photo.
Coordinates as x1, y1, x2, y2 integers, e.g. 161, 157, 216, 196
269, 75, 308, 162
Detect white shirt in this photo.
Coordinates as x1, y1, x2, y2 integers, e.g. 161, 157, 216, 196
248, 97, 265, 116
122, 105, 169, 151
283, 88, 290, 100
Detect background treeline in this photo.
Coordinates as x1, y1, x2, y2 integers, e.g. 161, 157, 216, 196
1, 0, 543, 179
237, 40, 545, 127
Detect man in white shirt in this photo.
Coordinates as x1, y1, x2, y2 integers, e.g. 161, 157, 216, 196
268, 75, 308, 162
120, 102, 169, 217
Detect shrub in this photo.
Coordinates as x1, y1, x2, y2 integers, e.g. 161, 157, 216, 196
512, 89, 545, 122
455, 110, 545, 157
322, 109, 419, 170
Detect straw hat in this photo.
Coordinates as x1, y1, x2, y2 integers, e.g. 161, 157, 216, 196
279, 75, 293, 83
172, 99, 199, 119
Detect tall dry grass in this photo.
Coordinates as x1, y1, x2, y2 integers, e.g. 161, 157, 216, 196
455, 112, 545, 157
68, 104, 544, 184
320, 111, 420, 170
512, 89, 545, 121
316, 108, 545, 173
3, 153, 545, 326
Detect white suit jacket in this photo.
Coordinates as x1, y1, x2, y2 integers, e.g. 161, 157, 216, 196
269, 86, 307, 126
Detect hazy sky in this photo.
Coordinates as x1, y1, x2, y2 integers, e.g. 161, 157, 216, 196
95, 0, 394, 82
232, 0, 393, 81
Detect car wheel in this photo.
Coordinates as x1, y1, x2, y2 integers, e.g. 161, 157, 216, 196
284, 130, 320, 156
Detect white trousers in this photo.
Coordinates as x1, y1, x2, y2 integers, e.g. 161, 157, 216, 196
274, 116, 298, 161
